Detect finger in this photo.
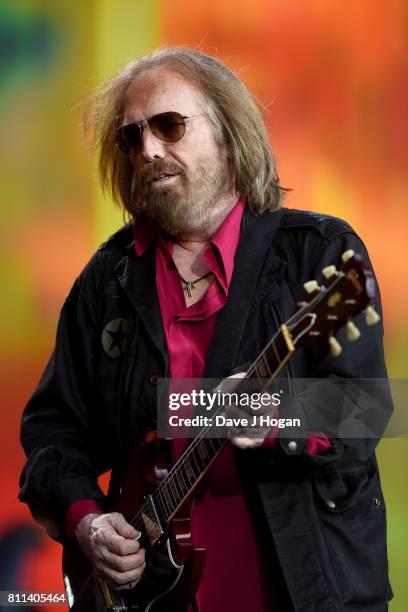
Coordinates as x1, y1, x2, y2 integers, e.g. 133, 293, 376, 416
231, 436, 264, 449
106, 532, 141, 556
216, 371, 247, 394
96, 548, 146, 574
106, 513, 141, 540
100, 560, 147, 589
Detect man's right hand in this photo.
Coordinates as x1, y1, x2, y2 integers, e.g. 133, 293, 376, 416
75, 512, 146, 590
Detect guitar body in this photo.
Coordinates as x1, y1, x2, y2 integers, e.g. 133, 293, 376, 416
63, 433, 206, 611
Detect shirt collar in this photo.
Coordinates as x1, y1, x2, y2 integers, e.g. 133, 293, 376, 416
133, 215, 156, 257
207, 197, 245, 287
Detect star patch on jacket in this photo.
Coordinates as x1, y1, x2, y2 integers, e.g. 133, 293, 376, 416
101, 318, 129, 358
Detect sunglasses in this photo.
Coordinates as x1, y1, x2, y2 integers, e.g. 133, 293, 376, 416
116, 111, 201, 156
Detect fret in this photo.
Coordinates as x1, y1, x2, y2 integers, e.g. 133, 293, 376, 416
255, 353, 272, 378
265, 345, 284, 375
197, 438, 210, 462
189, 451, 200, 476
201, 438, 216, 463
192, 444, 205, 470
248, 338, 287, 382
211, 431, 223, 446
158, 486, 172, 519
188, 451, 200, 480
172, 473, 185, 507
181, 462, 192, 488
209, 439, 221, 457
269, 338, 281, 368
177, 462, 189, 494
164, 478, 178, 512
160, 483, 172, 516
157, 487, 170, 519
205, 436, 217, 454
140, 498, 149, 519
183, 456, 196, 484
206, 437, 217, 457
249, 363, 262, 383
217, 436, 225, 450
212, 420, 225, 440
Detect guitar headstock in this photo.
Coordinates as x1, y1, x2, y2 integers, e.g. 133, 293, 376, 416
287, 250, 380, 356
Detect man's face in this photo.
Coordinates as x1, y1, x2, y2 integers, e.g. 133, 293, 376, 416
122, 69, 232, 237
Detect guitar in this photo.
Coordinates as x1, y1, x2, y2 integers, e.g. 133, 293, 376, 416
63, 249, 380, 611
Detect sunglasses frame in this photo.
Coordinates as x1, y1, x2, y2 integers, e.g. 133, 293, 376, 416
115, 111, 201, 156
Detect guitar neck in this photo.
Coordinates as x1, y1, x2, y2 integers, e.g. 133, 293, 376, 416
155, 325, 293, 522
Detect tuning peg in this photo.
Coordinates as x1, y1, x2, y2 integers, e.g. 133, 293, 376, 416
341, 249, 355, 262
365, 305, 381, 326
303, 280, 320, 294
346, 321, 361, 341
322, 265, 337, 279
329, 336, 342, 357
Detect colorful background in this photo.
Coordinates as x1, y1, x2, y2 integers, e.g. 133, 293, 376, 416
0, 1, 407, 609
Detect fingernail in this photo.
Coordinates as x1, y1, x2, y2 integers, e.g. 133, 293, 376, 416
135, 530, 142, 540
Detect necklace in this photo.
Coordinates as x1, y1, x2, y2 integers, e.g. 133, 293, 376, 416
178, 272, 213, 297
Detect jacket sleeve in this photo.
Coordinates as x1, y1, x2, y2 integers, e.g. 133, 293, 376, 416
19, 254, 108, 542
276, 229, 393, 467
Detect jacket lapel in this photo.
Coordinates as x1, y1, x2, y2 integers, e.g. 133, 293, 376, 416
114, 241, 168, 370
203, 208, 288, 379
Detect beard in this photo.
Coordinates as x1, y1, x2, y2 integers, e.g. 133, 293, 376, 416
132, 152, 230, 237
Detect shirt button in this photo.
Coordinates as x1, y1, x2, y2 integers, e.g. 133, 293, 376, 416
374, 497, 382, 507
325, 499, 336, 510
287, 441, 298, 453
167, 261, 176, 270
149, 373, 161, 386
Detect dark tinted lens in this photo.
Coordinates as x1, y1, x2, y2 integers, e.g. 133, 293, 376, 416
150, 112, 186, 142
117, 124, 142, 155
116, 112, 187, 156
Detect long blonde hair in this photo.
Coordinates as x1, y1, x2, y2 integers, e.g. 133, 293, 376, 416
85, 47, 287, 218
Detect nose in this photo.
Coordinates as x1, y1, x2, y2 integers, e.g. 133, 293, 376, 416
139, 125, 167, 162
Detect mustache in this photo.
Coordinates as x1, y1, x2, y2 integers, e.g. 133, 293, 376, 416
138, 161, 187, 185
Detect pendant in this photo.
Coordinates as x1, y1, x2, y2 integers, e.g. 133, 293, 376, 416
184, 281, 194, 297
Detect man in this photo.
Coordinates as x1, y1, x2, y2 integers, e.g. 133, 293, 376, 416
19, 48, 393, 611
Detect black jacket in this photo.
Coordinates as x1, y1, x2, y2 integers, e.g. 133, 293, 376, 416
19, 207, 393, 612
